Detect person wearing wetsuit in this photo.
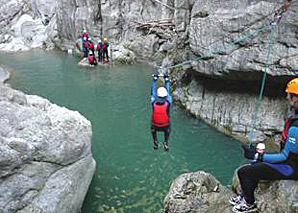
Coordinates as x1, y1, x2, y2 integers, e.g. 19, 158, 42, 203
151, 73, 172, 151
88, 37, 95, 56
96, 40, 103, 63
230, 78, 298, 213
82, 37, 89, 58
102, 37, 109, 63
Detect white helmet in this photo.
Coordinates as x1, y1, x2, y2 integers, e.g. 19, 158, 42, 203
98, 40, 101, 43
88, 37, 91, 41
256, 143, 265, 150
83, 29, 87, 33
157, 87, 167, 98
89, 50, 93, 55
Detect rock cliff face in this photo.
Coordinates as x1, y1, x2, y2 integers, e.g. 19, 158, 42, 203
1, 0, 297, 142
0, 72, 96, 213
167, 0, 298, 144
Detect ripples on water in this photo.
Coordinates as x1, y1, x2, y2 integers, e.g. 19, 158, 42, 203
0, 50, 243, 212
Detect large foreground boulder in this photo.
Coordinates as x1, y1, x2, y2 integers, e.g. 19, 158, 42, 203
0, 83, 96, 213
164, 171, 233, 213
165, 170, 298, 213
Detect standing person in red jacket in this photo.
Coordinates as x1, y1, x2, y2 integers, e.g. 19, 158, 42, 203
82, 37, 89, 58
88, 37, 95, 56
150, 73, 172, 151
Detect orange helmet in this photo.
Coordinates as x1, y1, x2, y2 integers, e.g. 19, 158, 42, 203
286, 78, 298, 95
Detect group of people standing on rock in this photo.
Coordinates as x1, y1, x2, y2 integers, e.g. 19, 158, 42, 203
76, 29, 110, 66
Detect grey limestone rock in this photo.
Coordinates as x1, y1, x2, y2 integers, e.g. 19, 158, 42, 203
164, 171, 233, 213
165, 170, 298, 213
0, 81, 96, 213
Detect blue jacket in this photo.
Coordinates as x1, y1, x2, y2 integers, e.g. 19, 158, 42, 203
151, 79, 172, 104
262, 127, 298, 176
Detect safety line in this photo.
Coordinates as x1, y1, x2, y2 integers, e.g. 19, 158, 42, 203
248, 22, 278, 147
165, 24, 270, 71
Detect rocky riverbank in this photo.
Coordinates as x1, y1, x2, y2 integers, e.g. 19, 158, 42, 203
0, 66, 96, 213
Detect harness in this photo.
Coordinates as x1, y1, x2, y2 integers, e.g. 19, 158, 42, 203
89, 42, 94, 50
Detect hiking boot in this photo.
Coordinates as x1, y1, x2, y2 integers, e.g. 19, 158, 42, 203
164, 144, 169, 151
232, 199, 257, 213
229, 195, 243, 206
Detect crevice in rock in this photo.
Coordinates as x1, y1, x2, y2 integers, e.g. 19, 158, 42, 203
185, 69, 291, 98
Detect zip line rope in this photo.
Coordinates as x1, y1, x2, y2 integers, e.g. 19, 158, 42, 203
154, 8, 287, 146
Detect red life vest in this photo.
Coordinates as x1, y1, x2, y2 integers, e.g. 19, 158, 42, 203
89, 42, 94, 50
103, 42, 107, 50
84, 41, 88, 48
97, 43, 101, 50
281, 115, 298, 148
88, 56, 94, 64
151, 103, 169, 127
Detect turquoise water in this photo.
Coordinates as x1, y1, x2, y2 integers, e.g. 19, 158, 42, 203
0, 50, 243, 212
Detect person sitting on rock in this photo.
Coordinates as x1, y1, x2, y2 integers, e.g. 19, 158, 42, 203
150, 72, 172, 151
230, 77, 298, 213
88, 51, 97, 66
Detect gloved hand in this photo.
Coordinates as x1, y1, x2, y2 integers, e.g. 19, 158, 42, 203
242, 145, 264, 162
242, 145, 255, 159
153, 74, 159, 81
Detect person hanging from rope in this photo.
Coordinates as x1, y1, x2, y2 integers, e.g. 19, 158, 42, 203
150, 71, 172, 151
230, 78, 298, 213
